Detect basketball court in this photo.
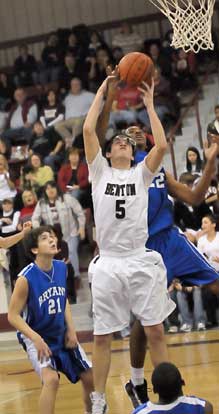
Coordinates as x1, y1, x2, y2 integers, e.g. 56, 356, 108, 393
0, 330, 219, 413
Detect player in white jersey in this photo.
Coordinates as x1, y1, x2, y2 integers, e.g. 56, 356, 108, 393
83, 76, 175, 414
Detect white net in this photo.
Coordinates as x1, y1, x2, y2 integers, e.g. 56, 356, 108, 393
148, 0, 216, 53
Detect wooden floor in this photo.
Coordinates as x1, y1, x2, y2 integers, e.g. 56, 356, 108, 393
0, 329, 219, 414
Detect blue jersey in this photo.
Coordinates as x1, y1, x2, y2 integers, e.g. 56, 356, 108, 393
18, 260, 67, 353
133, 395, 206, 414
135, 149, 173, 236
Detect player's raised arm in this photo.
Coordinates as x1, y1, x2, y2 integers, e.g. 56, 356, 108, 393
96, 67, 119, 147
138, 80, 167, 172
83, 78, 110, 163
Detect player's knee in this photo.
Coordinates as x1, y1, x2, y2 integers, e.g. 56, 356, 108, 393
43, 372, 59, 390
94, 334, 112, 348
144, 324, 165, 344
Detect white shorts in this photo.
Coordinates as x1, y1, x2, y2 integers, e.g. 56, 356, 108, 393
91, 250, 175, 335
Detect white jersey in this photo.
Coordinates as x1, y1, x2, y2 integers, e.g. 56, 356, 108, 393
88, 149, 157, 256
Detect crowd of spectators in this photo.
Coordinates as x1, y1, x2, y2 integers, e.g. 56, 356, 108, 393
0, 22, 218, 325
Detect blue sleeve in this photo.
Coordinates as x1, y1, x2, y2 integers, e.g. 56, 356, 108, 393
133, 404, 147, 414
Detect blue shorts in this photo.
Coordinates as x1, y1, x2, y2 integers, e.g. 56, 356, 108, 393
18, 333, 91, 384
147, 227, 219, 286
50, 345, 91, 383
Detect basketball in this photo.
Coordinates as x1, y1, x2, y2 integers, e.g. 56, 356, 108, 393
118, 52, 154, 87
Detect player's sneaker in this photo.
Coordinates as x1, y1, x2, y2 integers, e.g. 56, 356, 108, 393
180, 323, 192, 332
91, 392, 108, 414
125, 379, 149, 408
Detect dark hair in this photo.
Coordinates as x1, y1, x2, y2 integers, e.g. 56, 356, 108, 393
179, 172, 198, 185
215, 105, 219, 111
42, 181, 63, 203
104, 133, 136, 166
186, 146, 203, 173
152, 362, 184, 402
23, 225, 54, 260
203, 213, 218, 225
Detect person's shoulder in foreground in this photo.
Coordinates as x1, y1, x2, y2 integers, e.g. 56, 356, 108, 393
132, 362, 213, 414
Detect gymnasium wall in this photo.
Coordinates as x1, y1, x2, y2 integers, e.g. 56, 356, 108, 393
0, 0, 155, 41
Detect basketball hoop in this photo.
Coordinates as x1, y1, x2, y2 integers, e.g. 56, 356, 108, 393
148, 0, 216, 53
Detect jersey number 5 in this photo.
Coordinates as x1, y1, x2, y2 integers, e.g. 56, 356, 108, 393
48, 298, 62, 314
115, 200, 126, 219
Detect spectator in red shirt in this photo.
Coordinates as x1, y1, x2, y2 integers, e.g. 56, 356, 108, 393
58, 147, 90, 208
109, 83, 142, 130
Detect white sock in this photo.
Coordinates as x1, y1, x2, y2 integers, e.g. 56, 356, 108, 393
91, 391, 105, 400
131, 367, 144, 386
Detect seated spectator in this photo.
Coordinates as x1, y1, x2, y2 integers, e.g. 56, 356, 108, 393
59, 52, 86, 93
88, 30, 109, 54
58, 147, 89, 207
32, 180, 85, 280
137, 66, 172, 129
0, 138, 11, 160
0, 154, 17, 202
0, 72, 15, 111
112, 22, 143, 54
204, 177, 219, 214
134, 362, 213, 414
172, 48, 197, 91
55, 77, 94, 148
2, 88, 37, 145
87, 47, 112, 92
147, 42, 172, 79
39, 89, 64, 129
13, 44, 38, 87
197, 214, 219, 271
65, 32, 81, 58
18, 189, 37, 228
185, 146, 203, 175
39, 33, 61, 84
174, 280, 206, 332
109, 83, 141, 130
207, 104, 219, 137
112, 46, 124, 65
20, 153, 54, 196
29, 121, 64, 170
0, 198, 20, 235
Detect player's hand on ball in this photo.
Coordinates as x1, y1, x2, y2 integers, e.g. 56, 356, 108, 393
65, 329, 78, 349
33, 334, 52, 362
138, 79, 155, 109
98, 73, 118, 97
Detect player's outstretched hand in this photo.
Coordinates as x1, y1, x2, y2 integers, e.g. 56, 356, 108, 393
33, 333, 52, 362
204, 140, 218, 161
65, 329, 78, 349
138, 79, 154, 109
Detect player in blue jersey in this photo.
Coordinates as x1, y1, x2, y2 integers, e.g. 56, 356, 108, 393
124, 126, 219, 407
133, 362, 213, 414
8, 225, 93, 414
